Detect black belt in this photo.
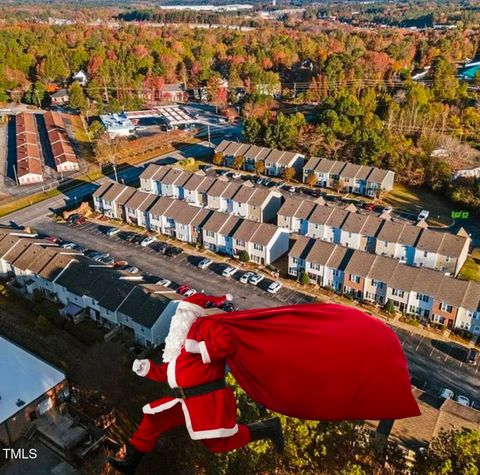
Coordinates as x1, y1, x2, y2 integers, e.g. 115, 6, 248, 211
171, 378, 226, 399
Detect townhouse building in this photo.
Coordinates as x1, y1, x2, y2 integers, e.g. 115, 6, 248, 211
214, 140, 305, 177
289, 235, 480, 333
0, 230, 180, 347
139, 165, 283, 223
303, 157, 395, 197
94, 183, 289, 265
15, 113, 43, 185
278, 197, 470, 275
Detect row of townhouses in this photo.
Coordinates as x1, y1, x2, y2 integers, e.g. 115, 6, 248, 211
213, 140, 395, 197
303, 156, 395, 197
93, 182, 289, 265
289, 235, 480, 334
214, 140, 305, 177
139, 165, 283, 223
278, 197, 471, 276
0, 229, 179, 347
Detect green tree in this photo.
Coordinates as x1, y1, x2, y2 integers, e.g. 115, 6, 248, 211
238, 250, 250, 262
243, 116, 262, 144
24, 82, 47, 107
88, 120, 106, 140
414, 428, 480, 475
299, 270, 310, 285
264, 112, 305, 151
431, 56, 459, 102
68, 81, 87, 112
0, 88, 7, 104
385, 299, 395, 314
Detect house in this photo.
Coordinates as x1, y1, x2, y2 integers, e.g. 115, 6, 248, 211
202, 212, 242, 255
0, 336, 68, 447
43, 111, 79, 173
182, 172, 216, 207
15, 113, 43, 185
264, 149, 304, 177
230, 184, 283, 222
124, 190, 159, 227
302, 157, 395, 197
71, 70, 88, 87
158, 83, 187, 103
277, 197, 316, 234
100, 113, 136, 138
50, 88, 69, 106
93, 182, 136, 220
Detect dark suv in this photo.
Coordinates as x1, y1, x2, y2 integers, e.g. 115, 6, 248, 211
466, 348, 479, 366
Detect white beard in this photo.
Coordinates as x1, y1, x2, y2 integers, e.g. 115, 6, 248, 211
162, 304, 203, 363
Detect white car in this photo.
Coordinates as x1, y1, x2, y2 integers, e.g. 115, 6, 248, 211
383, 206, 393, 213
61, 242, 78, 249
197, 259, 212, 270
439, 388, 454, 400
232, 173, 242, 179
240, 272, 254, 284
140, 236, 155, 247
184, 289, 197, 297
267, 282, 283, 294
106, 227, 120, 236
456, 395, 470, 407
418, 209, 429, 221
156, 278, 171, 287
125, 266, 140, 274
288, 186, 296, 193
222, 266, 238, 278
248, 273, 264, 285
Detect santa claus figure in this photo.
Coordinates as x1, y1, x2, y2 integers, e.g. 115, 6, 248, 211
108, 293, 283, 474
109, 294, 420, 474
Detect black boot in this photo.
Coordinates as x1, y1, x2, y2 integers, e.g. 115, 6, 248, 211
108, 444, 145, 474
248, 417, 284, 453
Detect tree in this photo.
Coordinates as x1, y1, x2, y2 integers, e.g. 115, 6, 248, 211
299, 270, 310, 285
213, 152, 224, 166
384, 299, 395, 314
243, 117, 262, 144
238, 250, 250, 262
431, 56, 459, 102
264, 112, 305, 151
94, 135, 128, 182
233, 155, 245, 171
88, 120, 106, 140
414, 428, 480, 475
0, 88, 7, 104
305, 171, 317, 187
255, 160, 265, 175
283, 166, 296, 181
24, 82, 47, 107
68, 81, 87, 112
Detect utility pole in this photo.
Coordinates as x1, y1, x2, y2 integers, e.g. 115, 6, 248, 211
112, 160, 119, 183
207, 124, 211, 147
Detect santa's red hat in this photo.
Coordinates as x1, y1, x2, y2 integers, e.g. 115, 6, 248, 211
183, 293, 232, 308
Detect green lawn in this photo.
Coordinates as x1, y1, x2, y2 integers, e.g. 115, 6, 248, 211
459, 249, 480, 282
382, 184, 454, 226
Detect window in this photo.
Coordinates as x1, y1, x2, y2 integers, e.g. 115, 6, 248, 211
350, 274, 361, 284
424, 251, 428, 258
416, 293, 429, 302
310, 263, 321, 271
392, 288, 404, 298
348, 232, 352, 238
205, 230, 215, 238
372, 280, 384, 289
235, 239, 245, 246
440, 302, 453, 313
445, 256, 450, 262
253, 243, 263, 251
292, 257, 298, 264
384, 241, 388, 247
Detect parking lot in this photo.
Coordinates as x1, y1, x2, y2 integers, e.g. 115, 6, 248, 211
390, 326, 480, 408
35, 219, 315, 311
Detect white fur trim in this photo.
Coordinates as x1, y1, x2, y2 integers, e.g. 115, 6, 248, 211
133, 359, 150, 377
180, 400, 239, 440
185, 339, 200, 353
225, 293, 233, 301
177, 301, 204, 316
199, 341, 211, 364
142, 399, 180, 415
167, 353, 178, 388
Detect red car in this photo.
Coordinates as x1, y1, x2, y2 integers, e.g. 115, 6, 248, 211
46, 236, 61, 244
177, 284, 190, 295
68, 214, 86, 225
365, 203, 376, 211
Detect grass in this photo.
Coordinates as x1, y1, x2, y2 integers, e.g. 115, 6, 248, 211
382, 183, 454, 226
459, 249, 480, 282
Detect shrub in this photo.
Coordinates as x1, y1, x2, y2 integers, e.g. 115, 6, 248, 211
384, 299, 395, 314
35, 315, 52, 336
238, 250, 250, 262
299, 270, 310, 285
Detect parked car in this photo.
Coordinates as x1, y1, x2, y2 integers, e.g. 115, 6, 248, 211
156, 278, 172, 287
197, 258, 212, 270
106, 227, 120, 236
85, 249, 101, 258
365, 203, 376, 211
439, 388, 454, 400
131, 234, 144, 244
221, 302, 235, 312
466, 348, 479, 365
267, 282, 283, 294
418, 209, 430, 221
288, 186, 296, 193
456, 395, 470, 407
67, 214, 86, 225
383, 206, 393, 214
46, 236, 62, 244
222, 266, 238, 278
124, 266, 140, 274
140, 236, 156, 247
240, 272, 254, 284
61, 242, 85, 252
91, 252, 110, 262
165, 246, 182, 257
248, 273, 264, 285
177, 284, 191, 295
169, 281, 180, 290
184, 289, 197, 297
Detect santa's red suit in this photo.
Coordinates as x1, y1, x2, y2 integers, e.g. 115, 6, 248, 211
130, 294, 251, 454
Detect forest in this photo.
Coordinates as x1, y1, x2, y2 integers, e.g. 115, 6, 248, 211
0, 12, 479, 207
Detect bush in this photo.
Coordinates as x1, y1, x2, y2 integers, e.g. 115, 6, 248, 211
299, 270, 310, 285
384, 299, 395, 314
35, 315, 52, 336
238, 250, 250, 262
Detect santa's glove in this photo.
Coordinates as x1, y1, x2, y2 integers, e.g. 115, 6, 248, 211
132, 359, 151, 377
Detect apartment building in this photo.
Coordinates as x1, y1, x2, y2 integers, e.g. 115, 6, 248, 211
15, 113, 43, 185
289, 236, 480, 333
278, 197, 470, 275
214, 140, 305, 177
139, 165, 283, 223
303, 157, 394, 197
43, 111, 79, 173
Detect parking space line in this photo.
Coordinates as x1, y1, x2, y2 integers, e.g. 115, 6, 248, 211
444, 345, 453, 362
415, 336, 424, 352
